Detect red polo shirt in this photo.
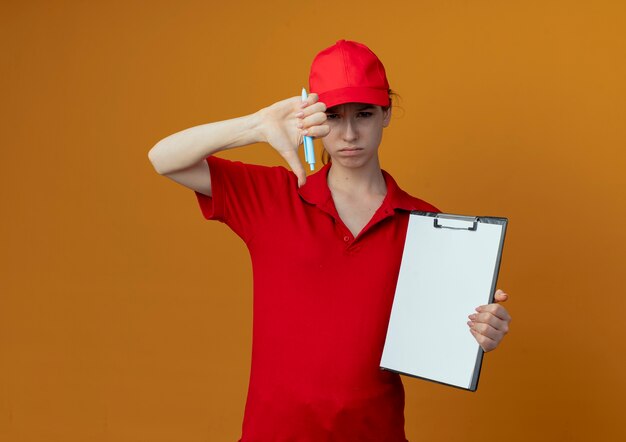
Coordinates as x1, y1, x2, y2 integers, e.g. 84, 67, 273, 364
195, 156, 440, 442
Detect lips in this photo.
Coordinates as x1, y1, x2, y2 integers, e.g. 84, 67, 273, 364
337, 147, 363, 157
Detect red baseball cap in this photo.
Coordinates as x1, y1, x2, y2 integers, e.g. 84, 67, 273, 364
309, 39, 390, 109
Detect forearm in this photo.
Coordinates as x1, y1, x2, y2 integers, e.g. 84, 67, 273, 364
148, 111, 265, 175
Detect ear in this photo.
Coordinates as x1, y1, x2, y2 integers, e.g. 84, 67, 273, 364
382, 107, 392, 128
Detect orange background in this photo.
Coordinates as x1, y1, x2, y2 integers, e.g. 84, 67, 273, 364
2, 1, 625, 441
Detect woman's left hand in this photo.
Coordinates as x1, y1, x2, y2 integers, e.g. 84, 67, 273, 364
467, 289, 511, 352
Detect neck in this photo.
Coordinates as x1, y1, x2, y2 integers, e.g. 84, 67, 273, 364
326, 156, 387, 197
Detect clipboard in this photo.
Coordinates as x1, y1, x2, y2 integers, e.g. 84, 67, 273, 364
380, 211, 508, 391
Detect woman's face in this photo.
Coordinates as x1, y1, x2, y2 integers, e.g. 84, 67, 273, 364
321, 102, 391, 169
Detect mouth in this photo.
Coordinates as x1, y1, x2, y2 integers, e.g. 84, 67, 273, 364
336, 147, 363, 157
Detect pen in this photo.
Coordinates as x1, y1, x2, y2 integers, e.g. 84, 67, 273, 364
301, 87, 316, 171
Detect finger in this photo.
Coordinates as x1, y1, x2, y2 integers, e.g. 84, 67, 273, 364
468, 320, 503, 342
468, 312, 509, 334
475, 303, 511, 322
302, 124, 330, 138
301, 111, 328, 129
300, 92, 321, 108
297, 101, 326, 117
280, 149, 307, 187
307, 92, 319, 106
469, 328, 498, 352
295, 109, 326, 131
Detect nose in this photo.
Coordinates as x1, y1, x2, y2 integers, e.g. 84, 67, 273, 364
341, 117, 358, 142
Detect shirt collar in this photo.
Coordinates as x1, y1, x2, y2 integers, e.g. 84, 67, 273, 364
297, 162, 422, 212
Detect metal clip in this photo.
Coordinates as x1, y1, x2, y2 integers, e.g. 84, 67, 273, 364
433, 214, 479, 231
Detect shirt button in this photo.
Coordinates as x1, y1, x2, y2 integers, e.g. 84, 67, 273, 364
343, 236, 350, 242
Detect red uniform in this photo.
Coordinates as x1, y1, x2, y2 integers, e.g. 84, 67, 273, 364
195, 156, 440, 442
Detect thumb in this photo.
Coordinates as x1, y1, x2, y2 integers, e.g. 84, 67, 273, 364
494, 289, 509, 302
280, 149, 307, 187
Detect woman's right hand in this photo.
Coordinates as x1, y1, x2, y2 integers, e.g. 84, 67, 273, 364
256, 93, 329, 187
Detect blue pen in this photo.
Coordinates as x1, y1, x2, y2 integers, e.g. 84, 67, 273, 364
301, 88, 316, 171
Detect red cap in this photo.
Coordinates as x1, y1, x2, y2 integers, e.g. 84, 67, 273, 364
309, 40, 390, 109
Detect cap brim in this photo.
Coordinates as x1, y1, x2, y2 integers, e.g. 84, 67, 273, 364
317, 87, 390, 109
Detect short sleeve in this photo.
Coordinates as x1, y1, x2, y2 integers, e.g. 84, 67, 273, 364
194, 156, 294, 243
421, 201, 442, 214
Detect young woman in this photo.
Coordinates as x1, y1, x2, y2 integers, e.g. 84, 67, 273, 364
148, 39, 511, 442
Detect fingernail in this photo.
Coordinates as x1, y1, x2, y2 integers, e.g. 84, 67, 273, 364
468, 314, 476, 320
467, 321, 474, 327
295, 111, 304, 118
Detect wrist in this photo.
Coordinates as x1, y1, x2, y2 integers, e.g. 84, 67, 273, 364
251, 107, 270, 144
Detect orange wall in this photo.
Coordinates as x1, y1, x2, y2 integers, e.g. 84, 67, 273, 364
2, 1, 625, 441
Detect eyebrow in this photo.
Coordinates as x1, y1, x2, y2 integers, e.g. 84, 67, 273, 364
326, 104, 375, 113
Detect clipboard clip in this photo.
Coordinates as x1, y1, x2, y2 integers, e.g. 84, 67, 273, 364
434, 214, 479, 231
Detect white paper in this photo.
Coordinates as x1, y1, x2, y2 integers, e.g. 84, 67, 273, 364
380, 213, 504, 390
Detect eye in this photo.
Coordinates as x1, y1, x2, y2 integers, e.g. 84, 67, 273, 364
326, 113, 340, 120
357, 111, 373, 118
